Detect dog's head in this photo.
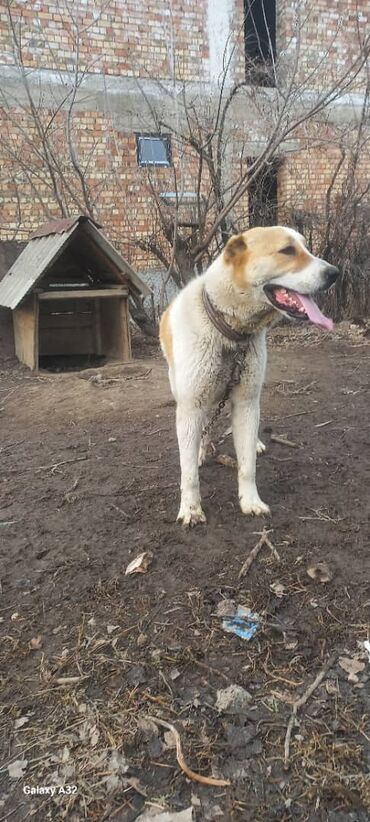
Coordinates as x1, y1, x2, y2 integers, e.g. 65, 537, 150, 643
224, 226, 339, 330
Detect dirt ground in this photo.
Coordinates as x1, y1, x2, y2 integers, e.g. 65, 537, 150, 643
0, 323, 369, 822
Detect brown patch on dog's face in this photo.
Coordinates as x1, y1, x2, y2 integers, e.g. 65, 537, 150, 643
224, 227, 313, 290
159, 306, 173, 364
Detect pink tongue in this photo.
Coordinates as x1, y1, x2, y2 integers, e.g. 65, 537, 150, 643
297, 294, 333, 331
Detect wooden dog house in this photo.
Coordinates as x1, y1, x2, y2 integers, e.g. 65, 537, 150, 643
0, 216, 150, 370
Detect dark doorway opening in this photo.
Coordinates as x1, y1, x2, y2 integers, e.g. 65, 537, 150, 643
244, 0, 276, 87
248, 160, 279, 226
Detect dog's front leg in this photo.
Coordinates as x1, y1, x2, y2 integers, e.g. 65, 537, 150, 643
176, 404, 206, 526
231, 384, 270, 517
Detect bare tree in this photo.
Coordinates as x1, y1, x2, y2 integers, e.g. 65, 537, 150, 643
133, 2, 370, 306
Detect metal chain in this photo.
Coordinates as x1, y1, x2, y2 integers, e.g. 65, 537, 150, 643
201, 349, 247, 438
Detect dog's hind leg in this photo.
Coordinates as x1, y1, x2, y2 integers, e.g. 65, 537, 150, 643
176, 404, 206, 526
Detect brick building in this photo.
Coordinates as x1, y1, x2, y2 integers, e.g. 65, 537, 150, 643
0, 0, 369, 306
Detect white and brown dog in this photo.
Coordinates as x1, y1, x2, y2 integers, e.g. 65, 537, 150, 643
160, 226, 338, 526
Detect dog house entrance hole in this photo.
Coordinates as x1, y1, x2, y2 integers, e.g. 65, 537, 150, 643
37, 290, 131, 371
39, 354, 107, 372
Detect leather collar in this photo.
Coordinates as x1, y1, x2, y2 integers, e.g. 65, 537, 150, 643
202, 287, 252, 343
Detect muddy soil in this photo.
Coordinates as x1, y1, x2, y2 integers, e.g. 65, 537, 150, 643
0, 324, 369, 821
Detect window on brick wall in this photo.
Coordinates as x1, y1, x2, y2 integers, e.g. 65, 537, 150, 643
248, 160, 279, 226
244, 0, 276, 87
136, 134, 171, 167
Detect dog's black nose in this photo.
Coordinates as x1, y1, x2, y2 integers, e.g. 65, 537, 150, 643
324, 265, 340, 287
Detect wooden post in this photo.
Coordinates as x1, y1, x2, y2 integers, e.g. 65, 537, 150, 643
120, 297, 132, 361
13, 294, 39, 370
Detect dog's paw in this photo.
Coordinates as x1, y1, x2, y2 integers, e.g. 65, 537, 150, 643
240, 494, 270, 517
198, 443, 208, 467
177, 504, 207, 527
256, 439, 266, 455
198, 439, 215, 466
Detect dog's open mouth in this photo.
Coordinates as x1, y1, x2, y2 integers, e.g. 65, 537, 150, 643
264, 285, 333, 331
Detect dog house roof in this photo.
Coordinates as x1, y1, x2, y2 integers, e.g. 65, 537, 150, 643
0, 215, 151, 309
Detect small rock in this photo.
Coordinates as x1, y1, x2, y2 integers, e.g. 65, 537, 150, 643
216, 684, 252, 714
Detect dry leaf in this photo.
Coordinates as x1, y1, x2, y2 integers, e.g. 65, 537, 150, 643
163, 730, 176, 749
307, 562, 333, 583
30, 635, 43, 650
107, 624, 120, 635
61, 745, 70, 763
339, 656, 365, 683
270, 581, 285, 598
14, 716, 30, 729
216, 454, 237, 469
125, 551, 153, 575
90, 725, 100, 747
284, 637, 298, 651
216, 599, 236, 617
8, 759, 28, 779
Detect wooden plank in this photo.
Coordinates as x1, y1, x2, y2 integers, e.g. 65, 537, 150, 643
39, 315, 93, 330
13, 295, 38, 370
38, 288, 128, 300
39, 298, 93, 314
121, 297, 132, 361
99, 296, 132, 361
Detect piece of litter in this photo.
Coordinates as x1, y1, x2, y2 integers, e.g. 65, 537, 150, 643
108, 437, 117, 442
216, 684, 252, 714
222, 605, 261, 641
270, 581, 285, 598
125, 551, 153, 575
8, 759, 28, 779
338, 656, 365, 683
307, 562, 333, 583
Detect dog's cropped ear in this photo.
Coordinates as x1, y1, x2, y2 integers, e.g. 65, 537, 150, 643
224, 234, 247, 263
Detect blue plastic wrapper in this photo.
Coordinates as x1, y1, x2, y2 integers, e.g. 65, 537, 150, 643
222, 606, 260, 640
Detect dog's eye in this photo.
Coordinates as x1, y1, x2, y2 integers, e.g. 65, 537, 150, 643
279, 245, 296, 255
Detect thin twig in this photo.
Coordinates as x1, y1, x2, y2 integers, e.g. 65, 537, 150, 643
270, 435, 298, 449
145, 716, 230, 787
35, 456, 88, 473
239, 529, 277, 578
284, 653, 337, 769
